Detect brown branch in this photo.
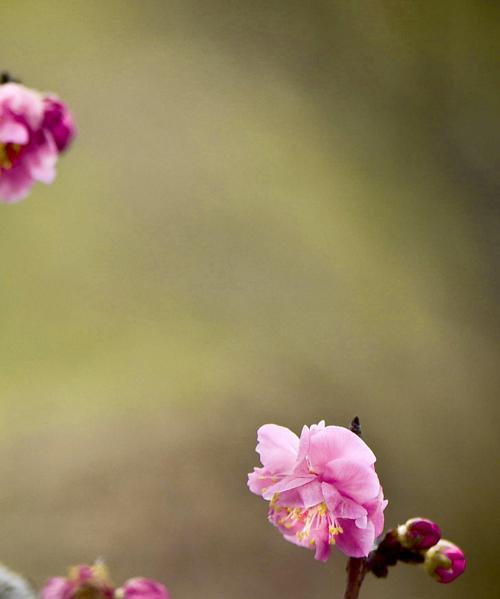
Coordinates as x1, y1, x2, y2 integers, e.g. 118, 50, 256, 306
343, 558, 367, 599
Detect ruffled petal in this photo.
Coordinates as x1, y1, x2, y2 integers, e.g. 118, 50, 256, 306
323, 458, 380, 503
335, 519, 376, 558
298, 480, 324, 508
247, 467, 282, 496
308, 426, 376, 473
262, 474, 315, 500
321, 482, 367, 520
255, 424, 299, 474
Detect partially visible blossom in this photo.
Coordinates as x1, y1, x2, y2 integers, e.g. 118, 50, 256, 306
116, 578, 170, 599
0, 564, 35, 599
397, 517, 441, 550
424, 540, 466, 583
41, 564, 171, 599
0, 81, 75, 203
41, 563, 114, 599
248, 421, 387, 561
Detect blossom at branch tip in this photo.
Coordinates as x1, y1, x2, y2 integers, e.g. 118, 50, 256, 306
0, 81, 75, 202
397, 517, 441, 550
424, 540, 466, 583
248, 421, 387, 561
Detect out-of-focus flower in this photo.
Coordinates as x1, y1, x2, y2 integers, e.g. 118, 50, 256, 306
41, 564, 171, 599
248, 421, 387, 561
0, 564, 35, 599
424, 540, 466, 583
397, 517, 441, 550
116, 578, 170, 599
41, 563, 114, 599
0, 81, 75, 202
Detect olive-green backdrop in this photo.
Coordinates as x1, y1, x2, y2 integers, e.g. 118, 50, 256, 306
0, 2, 498, 598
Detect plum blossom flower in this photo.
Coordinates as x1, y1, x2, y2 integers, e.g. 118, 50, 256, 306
0, 81, 75, 202
424, 540, 466, 583
248, 421, 387, 561
41, 563, 114, 599
397, 517, 441, 550
41, 563, 170, 599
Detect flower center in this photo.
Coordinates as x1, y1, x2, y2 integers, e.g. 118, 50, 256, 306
0, 143, 22, 172
269, 495, 343, 546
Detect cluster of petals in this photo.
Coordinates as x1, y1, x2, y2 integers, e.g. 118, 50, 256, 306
248, 421, 387, 561
424, 540, 466, 584
41, 563, 170, 599
0, 81, 75, 202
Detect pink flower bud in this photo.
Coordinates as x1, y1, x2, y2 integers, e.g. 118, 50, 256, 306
117, 578, 170, 599
424, 540, 466, 583
397, 517, 441, 550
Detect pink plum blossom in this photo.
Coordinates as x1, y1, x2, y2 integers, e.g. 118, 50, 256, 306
248, 421, 387, 561
41, 564, 171, 599
116, 578, 170, 599
0, 82, 75, 203
424, 540, 466, 583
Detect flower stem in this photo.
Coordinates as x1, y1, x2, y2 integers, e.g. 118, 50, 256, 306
343, 558, 367, 599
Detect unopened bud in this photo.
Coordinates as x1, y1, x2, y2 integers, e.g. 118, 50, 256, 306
424, 540, 466, 583
397, 517, 441, 550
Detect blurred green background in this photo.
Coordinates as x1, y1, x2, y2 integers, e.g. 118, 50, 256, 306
0, 1, 498, 598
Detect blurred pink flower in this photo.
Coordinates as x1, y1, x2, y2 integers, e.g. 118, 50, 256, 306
41, 563, 114, 599
0, 82, 75, 202
424, 540, 466, 583
117, 578, 170, 599
248, 421, 387, 561
41, 564, 171, 599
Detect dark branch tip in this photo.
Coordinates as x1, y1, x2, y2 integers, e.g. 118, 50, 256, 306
350, 416, 362, 437
0, 71, 20, 84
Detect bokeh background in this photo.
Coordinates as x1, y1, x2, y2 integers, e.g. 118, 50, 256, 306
0, 1, 498, 598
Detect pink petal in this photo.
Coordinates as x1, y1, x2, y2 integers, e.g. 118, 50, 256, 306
0, 121, 28, 144
365, 491, 387, 537
25, 136, 58, 183
298, 480, 324, 508
294, 421, 326, 474
321, 483, 367, 520
255, 424, 299, 474
0, 165, 34, 203
314, 537, 331, 561
262, 474, 315, 500
247, 467, 282, 496
335, 519, 376, 558
308, 426, 376, 473
40, 578, 74, 599
323, 458, 380, 503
